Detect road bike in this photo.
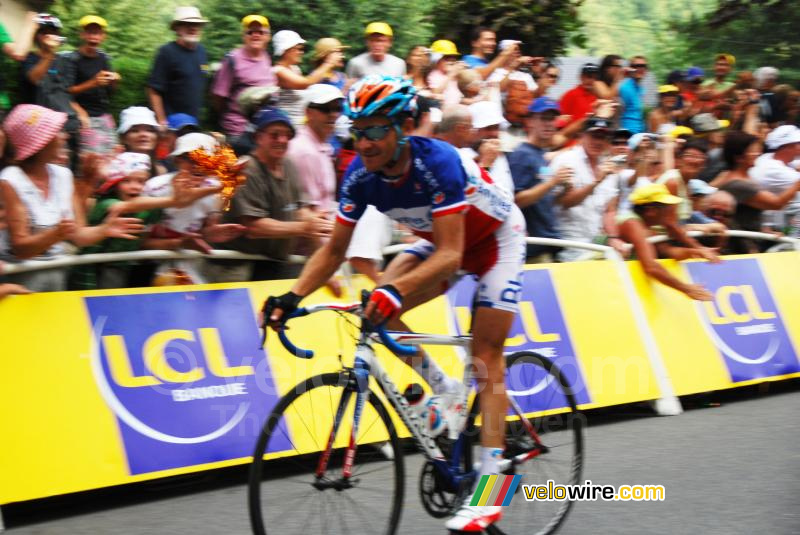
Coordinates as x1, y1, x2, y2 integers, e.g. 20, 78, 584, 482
249, 299, 583, 534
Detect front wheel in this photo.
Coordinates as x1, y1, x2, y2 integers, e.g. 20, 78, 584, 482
249, 371, 405, 535
466, 351, 584, 535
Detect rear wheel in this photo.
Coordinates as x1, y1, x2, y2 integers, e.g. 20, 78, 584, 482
465, 351, 584, 535
249, 371, 405, 535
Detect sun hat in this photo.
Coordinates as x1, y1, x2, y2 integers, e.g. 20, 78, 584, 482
765, 124, 800, 150
469, 101, 507, 129
97, 152, 152, 194
688, 179, 717, 197
117, 106, 159, 134
170, 6, 208, 29
305, 84, 344, 106
629, 183, 683, 206
273, 30, 306, 57
2, 104, 67, 161
313, 37, 349, 61
170, 132, 218, 157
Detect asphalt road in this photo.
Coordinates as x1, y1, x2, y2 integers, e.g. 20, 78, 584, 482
5, 383, 798, 535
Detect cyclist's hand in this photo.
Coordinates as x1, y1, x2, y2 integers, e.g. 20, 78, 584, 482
261, 291, 303, 332
365, 285, 403, 326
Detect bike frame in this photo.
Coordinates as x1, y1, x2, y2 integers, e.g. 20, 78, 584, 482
293, 304, 545, 489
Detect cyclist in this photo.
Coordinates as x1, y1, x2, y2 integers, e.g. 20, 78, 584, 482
263, 75, 526, 532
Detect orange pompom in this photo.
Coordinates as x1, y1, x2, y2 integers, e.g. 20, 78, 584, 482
188, 145, 248, 210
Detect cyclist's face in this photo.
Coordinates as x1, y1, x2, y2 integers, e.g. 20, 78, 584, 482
352, 116, 398, 172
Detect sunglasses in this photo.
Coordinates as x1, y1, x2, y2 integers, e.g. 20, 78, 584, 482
707, 208, 733, 218
246, 30, 269, 36
588, 131, 610, 140
349, 124, 392, 142
310, 103, 343, 114
611, 140, 629, 146
631, 63, 648, 69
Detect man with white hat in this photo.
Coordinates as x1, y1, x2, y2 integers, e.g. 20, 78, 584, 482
750, 125, 800, 235
147, 6, 210, 130
465, 100, 514, 195
345, 22, 405, 79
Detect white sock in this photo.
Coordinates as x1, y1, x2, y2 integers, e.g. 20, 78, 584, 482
413, 350, 457, 395
479, 447, 504, 478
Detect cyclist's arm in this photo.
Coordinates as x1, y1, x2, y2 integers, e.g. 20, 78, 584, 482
291, 220, 355, 297
389, 211, 465, 298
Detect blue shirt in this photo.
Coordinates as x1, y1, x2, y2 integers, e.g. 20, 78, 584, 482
508, 142, 560, 255
619, 78, 645, 134
148, 41, 208, 118
462, 55, 489, 69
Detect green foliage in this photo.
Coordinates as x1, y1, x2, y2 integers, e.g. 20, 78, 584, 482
431, 0, 583, 58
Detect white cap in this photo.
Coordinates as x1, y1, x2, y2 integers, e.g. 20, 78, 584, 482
171, 6, 208, 28
170, 132, 218, 157
498, 39, 521, 51
118, 106, 159, 134
305, 84, 344, 106
469, 101, 507, 129
766, 125, 800, 150
273, 30, 306, 57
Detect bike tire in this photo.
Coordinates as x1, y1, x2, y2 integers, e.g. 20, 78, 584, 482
249, 371, 405, 535
464, 351, 584, 535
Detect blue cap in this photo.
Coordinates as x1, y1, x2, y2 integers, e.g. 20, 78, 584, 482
167, 113, 199, 131
686, 66, 705, 79
253, 107, 295, 135
528, 97, 560, 114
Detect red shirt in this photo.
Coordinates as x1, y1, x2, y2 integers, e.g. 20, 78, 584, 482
559, 85, 597, 126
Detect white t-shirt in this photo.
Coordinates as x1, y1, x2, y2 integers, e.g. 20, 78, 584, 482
143, 173, 221, 234
550, 146, 618, 242
749, 152, 800, 228
345, 53, 406, 79
0, 164, 74, 259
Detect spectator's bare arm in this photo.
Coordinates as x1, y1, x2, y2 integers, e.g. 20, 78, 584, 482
0, 181, 70, 259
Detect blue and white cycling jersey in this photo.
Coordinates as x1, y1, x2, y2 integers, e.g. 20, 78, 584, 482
336, 137, 514, 274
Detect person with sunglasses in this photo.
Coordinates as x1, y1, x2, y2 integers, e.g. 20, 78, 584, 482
263, 75, 526, 533
619, 55, 648, 134
211, 15, 276, 139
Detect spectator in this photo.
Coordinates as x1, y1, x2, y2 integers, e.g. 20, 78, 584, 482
427, 40, 464, 109
710, 131, 800, 252
158, 113, 201, 172
594, 54, 625, 99
65, 15, 120, 158
508, 97, 573, 262
682, 66, 705, 106
487, 40, 537, 127
610, 128, 633, 157
559, 63, 599, 132
272, 30, 342, 129
118, 106, 165, 177
701, 54, 736, 103
618, 183, 712, 300
212, 14, 276, 139
754, 66, 780, 125
456, 69, 486, 105
147, 6, 209, 129
435, 104, 473, 148
701, 190, 737, 228
750, 125, 800, 236
20, 14, 80, 167
658, 139, 709, 222
534, 63, 560, 98
143, 133, 245, 284
345, 22, 406, 79
0, 12, 37, 110
220, 108, 333, 281
312, 38, 349, 91
647, 85, 682, 134
619, 56, 647, 133
405, 45, 432, 93
0, 104, 142, 291
551, 117, 619, 261
460, 26, 513, 80
467, 101, 513, 195
691, 113, 729, 183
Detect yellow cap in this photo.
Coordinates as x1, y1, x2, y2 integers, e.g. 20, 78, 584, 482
365, 22, 393, 37
79, 15, 108, 29
716, 53, 735, 66
242, 15, 269, 29
658, 84, 680, 94
430, 39, 459, 56
629, 183, 683, 206
718, 119, 730, 129
669, 125, 694, 139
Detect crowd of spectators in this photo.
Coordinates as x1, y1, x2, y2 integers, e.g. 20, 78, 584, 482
1, 7, 799, 299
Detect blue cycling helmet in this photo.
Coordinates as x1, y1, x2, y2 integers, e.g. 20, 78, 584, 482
345, 75, 418, 121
